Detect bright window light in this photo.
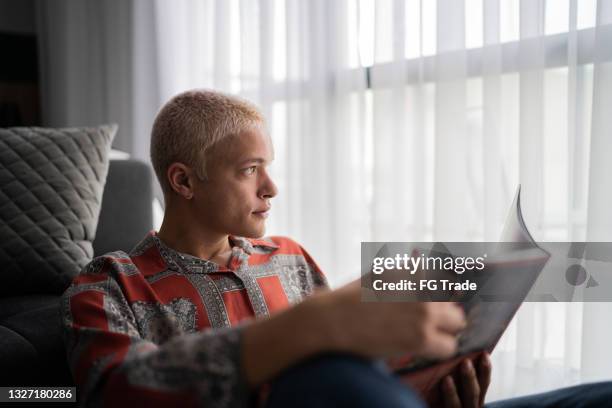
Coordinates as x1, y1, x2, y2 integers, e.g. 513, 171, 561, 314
546, 0, 570, 35
229, 0, 241, 92
273, 0, 287, 81
405, 0, 421, 59
422, 0, 437, 55
500, 0, 520, 42
466, 0, 484, 49
577, 0, 597, 29
374, 0, 393, 63
358, 0, 375, 66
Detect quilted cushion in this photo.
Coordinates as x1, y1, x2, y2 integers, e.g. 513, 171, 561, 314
0, 125, 116, 296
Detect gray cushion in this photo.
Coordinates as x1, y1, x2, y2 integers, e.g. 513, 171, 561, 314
0, 125, 116, 296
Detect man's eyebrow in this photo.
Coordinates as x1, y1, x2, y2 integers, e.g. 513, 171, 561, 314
238, 158, 267, 166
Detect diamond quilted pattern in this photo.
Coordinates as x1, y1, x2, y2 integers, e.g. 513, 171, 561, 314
0, 125, 116, 295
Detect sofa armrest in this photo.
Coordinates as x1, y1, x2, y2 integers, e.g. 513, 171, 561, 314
93, 159, 154, 256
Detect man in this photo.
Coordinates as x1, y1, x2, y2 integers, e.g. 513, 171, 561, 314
60, 89, 490, 407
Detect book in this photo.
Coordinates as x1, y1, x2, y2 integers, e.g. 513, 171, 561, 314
393, 186, 551, 403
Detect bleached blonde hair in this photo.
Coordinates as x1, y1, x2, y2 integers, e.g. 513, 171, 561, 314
150, 89, 265, 195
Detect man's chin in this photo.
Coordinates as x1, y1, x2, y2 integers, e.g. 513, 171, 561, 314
235, 224, 266, 239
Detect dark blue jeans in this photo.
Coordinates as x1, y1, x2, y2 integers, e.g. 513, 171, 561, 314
486, 381, 612, 408
265, 354, 612, 408
265, 354, 425, 408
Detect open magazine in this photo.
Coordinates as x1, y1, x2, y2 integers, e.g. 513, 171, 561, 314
393, 186, 551, 400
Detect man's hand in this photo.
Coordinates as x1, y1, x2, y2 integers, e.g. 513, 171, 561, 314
440, 353, 492, 408
316, 280, 467, 360
243, 280, 467, 387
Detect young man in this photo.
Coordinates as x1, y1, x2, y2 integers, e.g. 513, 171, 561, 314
61, 90, 490, 407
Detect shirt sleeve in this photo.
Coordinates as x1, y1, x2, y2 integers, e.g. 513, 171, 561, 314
61, 266, 250, 408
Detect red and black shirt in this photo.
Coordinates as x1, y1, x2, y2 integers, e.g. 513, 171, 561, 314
61, 231, 327, 407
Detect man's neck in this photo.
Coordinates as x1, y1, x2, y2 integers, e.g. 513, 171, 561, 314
157, 210, 233, 265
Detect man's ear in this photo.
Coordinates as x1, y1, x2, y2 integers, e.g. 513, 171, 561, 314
166, 163, 196, 200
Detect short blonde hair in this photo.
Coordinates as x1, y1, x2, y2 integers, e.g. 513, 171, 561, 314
150, 89, 264, 195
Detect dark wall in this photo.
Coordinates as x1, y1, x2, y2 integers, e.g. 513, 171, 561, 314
0, 0, 40, 127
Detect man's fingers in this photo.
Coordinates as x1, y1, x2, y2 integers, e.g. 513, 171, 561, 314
459, 359, 480, 408
423, 331, 458, 358
435, 303, 467, 334
442, 376, 462, 408
477, 353, 492, 406
417, 303, 465, 358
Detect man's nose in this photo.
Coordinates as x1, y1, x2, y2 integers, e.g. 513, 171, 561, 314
259, 170, 278, 199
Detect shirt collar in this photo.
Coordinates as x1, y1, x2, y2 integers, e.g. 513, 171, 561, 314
143, 231, 278, 273
230, 236, 279, 254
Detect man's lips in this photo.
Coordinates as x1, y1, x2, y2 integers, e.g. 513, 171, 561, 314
252, 207, 271, 218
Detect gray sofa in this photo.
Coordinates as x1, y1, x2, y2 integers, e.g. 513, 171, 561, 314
0, 159, 154, 386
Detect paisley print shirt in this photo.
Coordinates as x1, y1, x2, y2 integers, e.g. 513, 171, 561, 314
61, 231, 328, 407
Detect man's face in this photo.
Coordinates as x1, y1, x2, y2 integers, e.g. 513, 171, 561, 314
191, 127, 278, 238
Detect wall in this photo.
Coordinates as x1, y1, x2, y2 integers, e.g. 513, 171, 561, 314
0, 0, 40, 126
0, 0, 35, 34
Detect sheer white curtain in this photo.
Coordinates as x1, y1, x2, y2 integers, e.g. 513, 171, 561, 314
362, 0, 612, 400
37, 0, 612, 401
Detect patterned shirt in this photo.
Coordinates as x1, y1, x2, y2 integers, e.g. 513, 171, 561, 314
61, 231, 328, 407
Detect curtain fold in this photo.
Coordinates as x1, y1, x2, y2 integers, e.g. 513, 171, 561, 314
36, 0, 135, 153
580, 0, 612, 384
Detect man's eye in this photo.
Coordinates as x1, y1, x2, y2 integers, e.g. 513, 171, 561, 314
244, 166, 257, 175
